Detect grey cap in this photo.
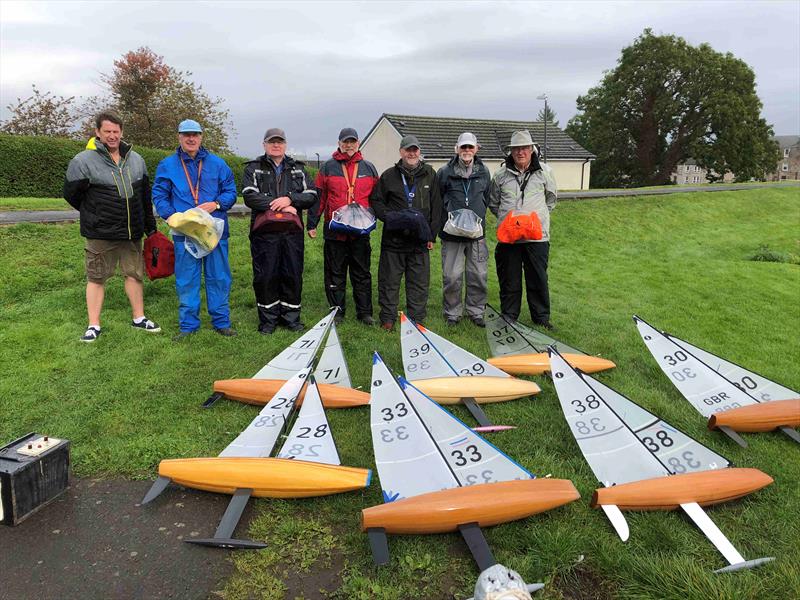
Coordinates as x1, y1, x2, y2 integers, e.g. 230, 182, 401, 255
338, 127, 359, 141
508, 130, 534, 148
457, 132, 478, 147
400, 135, 421, 150
263, 127, 286, 142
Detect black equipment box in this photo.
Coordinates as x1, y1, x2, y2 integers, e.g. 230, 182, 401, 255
0, 432, 70, 526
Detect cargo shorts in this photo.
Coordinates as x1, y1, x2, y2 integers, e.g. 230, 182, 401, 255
85, 239, 145, 283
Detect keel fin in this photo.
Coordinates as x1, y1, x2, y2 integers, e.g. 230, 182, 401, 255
778, 426, 800, 444
601, 504, 630, 542
202, 391, 224, 408
681, 502, 747, 567
367, 527, 390, 566
141, 476, 171, 504
458, 522, 496, 572
718, 425, 748, 448
462, 397, 492, 427
185, 488, 265, 550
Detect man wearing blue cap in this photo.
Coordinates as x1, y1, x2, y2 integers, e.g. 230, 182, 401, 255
152, 119, 238, 339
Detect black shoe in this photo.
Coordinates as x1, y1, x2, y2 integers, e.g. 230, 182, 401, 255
286, 322, 305, 332
80, 326, 101, 343
131, 317, 161, 333
172, 331, 196, 342
446, 318, 460, 327
471, 317, 486, 328
334, 313, 344, 325
358, 315, 375, 326
535, 320, 555, 331
215, 327, 238, 337
259, 325, 276, 335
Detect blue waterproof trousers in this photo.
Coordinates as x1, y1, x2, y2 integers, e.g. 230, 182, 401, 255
173, 238, 232, 332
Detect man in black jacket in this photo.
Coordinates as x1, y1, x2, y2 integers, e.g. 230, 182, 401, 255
64, 111, 160, 342
370, 135, 442, 330
242, 128, 318, 333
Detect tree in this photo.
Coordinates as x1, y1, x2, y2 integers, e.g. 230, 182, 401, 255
81, 47, 233, 153
566, 30, 779, 187
537, 105, 559, 127
1, 84, 77, 137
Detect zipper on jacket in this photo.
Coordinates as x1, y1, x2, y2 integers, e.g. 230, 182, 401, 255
111, 168, 132, 239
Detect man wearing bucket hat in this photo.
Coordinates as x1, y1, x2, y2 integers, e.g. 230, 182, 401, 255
370, 135, 442, 330
310, 127, 379, 325
488, 130, 558, 329
242, 128, 318, 334
436, 132, 492, 327
152, 119, 238, 340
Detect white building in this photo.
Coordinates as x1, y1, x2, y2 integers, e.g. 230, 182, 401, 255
360, 114, 595, 190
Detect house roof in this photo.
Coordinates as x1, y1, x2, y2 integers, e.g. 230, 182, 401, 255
368, 113, 595, 160
773, 135, 800, 150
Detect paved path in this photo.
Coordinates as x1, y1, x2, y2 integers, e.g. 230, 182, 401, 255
2, 182, 797, 225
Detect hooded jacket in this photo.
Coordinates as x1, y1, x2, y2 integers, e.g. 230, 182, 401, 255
310, 150, 379, 240
436, 155, 491, 242
489, 154, 558, 242
370, 160, 442, 252
64, 138, 156, 240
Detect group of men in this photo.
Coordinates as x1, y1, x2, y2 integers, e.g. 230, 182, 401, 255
64, 111, 558, 342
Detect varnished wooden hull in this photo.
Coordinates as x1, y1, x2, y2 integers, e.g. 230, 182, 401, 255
488, 353, 616, 376
411, 376, 540, 404
708, 399, 800, 433
158, 457, 371, 498
361, 479, 579, 534
591, 468, 773, 511
213, 378, 370, 408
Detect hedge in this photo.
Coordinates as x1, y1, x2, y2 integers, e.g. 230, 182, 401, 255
0, 133, 321, 198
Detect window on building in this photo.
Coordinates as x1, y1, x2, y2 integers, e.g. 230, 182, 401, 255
784, 148, 790, 157
783, 163, 789, 171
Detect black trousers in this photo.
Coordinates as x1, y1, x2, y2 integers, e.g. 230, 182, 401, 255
495, 241, 550, 323
324, 236, 373, 318
378, 249, 430, 325
251, 231, 304, 329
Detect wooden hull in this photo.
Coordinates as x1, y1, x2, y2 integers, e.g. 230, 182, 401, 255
488, 353, 616, 376
708, 399, 800, 433
361, 479, 579, 534
158, 457, 371, 498
591, 468, 773, 511
411, 376, 540, 404
213, 378, 370, 408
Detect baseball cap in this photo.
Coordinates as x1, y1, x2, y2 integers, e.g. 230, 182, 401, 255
178, 119, 203, 134
457, 132, 478, 147
338, 127, 359, 141
400, 135, 421, 150
263, 127, 286, 142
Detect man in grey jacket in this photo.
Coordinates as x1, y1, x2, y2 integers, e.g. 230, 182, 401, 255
488, 130, 557, 329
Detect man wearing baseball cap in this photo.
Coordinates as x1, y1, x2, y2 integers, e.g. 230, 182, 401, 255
370, 135, 442, 330
436, 132, 492, 327
310, 127, 379, 325
152, 119, 238, 339
488, 130, 558, 329
241, 128, 318, 333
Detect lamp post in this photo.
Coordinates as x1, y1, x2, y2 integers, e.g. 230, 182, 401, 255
537, 93, 548, 162
315, 152, 320, 169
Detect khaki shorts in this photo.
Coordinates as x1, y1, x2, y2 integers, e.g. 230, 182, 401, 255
85, 239, 145, 283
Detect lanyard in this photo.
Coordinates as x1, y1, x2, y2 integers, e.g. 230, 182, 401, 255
461, 179, 472, 206
401, 174, 417, 207
341, 160, 359, 203
179, 155, 203, 205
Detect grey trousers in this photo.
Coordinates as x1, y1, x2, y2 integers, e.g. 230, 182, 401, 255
441, 238, 488, 320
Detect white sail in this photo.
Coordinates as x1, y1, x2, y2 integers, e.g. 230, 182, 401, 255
313, 323, 353, 388
252, 309, 336, 379
219, 367, 311, 458
634, 317, 760, 418
400, 314, 456, 381
484, 305, 583, 357
276, 378, 340, 465
402, 380, 531, 485
415, 324, 510, 378
668, 335, 797, 403
370, 353, 459, 502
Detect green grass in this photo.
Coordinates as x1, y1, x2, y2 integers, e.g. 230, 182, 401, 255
1, 188, 799, 599
0, 196, 72, 210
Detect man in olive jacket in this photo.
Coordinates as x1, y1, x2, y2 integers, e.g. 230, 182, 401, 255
370, 136, 442, 330
64, 110, 160, 343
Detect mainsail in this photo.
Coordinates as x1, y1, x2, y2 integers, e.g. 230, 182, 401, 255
484, 304, 583, 357
276, 376, 340, 465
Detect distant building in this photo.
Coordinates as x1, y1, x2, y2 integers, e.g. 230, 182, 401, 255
360, 113, 595, 190
670, 159, 735, 185
767, 135, 800, 181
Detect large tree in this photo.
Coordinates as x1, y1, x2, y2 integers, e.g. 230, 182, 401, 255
1, 84, 77, 137
566, 30, 779, 187
81, 47, 233, 153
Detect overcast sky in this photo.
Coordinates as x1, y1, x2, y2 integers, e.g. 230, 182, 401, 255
1, 0, 798, 158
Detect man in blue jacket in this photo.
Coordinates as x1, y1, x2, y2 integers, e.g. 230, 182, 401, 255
152, 119, 238, 340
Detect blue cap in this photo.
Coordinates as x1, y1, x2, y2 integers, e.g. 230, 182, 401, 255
178, 119, 203, 134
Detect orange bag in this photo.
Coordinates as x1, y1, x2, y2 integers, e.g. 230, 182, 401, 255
497, 211, 543, 244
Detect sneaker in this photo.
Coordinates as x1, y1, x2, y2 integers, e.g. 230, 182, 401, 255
381, 322, 395, 332
286, 322, 305, 332
215, 327, 238, 337
358, 315, 375, 326
80, 326, 101, 343
471, 317, 486, 328
131, 318, 161, 333
172, 331, 196, 342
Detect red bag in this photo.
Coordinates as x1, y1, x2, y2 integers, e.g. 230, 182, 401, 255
252, 209, 303, 234
143, 231, 175, 280
497, 211, 543, 244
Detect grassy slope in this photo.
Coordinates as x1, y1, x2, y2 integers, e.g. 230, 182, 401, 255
0, 188, 798, 599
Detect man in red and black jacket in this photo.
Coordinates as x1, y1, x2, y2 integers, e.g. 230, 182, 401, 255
310, 128, 379, 325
